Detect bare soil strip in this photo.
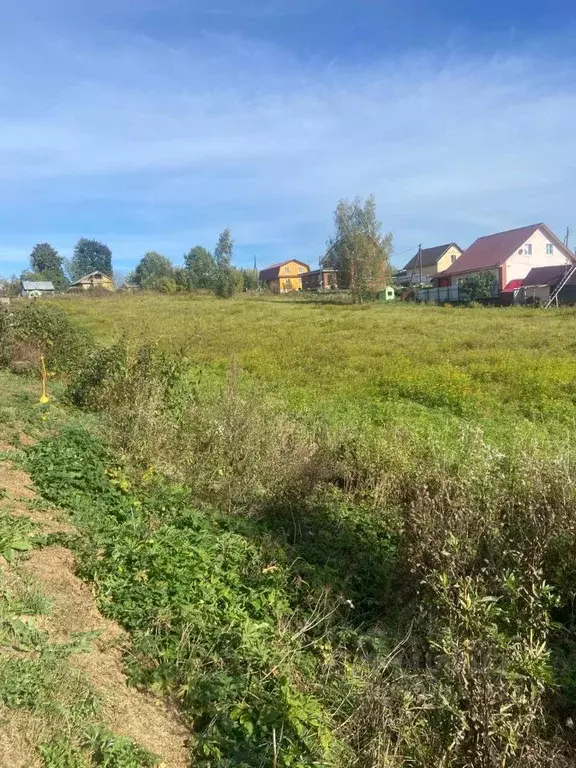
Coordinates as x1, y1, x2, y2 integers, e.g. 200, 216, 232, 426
0, 455, 190, 768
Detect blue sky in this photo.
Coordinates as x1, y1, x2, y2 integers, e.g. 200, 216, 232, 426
1, 0, 575, 275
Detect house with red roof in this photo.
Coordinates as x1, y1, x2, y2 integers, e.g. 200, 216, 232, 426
434, 223, 575, 293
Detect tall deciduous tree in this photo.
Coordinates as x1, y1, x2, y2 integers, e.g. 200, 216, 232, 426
185, 246, 217, 289
322, 195, 392, 303
214, 228, 236, 298
27, 242, 68, 291
70, 238, 113, 280
134, 251, 174, 287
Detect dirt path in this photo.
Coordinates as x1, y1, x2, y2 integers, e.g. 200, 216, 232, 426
0, 453, 190, 768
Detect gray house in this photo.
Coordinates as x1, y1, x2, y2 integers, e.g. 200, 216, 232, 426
20, 280, 55, 298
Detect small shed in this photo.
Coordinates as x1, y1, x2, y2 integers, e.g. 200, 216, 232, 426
21, 280, 55, 298
519, 265, 576, 305
378, 286, 395, 302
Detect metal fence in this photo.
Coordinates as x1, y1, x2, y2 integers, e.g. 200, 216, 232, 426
415, 286, 499, 303
415, 286, 461, 303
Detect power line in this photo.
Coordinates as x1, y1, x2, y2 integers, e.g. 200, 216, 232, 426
392, 244, 421, 258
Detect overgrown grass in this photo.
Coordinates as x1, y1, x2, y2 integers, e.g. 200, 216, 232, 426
5, 295, 576, 765
56, 293, 576, 438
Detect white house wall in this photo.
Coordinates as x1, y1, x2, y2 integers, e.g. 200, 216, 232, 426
504, 228, 570, 284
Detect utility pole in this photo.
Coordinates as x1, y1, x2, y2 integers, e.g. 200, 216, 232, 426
564, 227, 571, 249
253, 254, 257, 272
409, 244, 422, 286
418, 244, 423, 285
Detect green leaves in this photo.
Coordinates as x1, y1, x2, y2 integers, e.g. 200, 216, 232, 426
134, 251, 174, 288
70, 238, 113, 280
0, 513, 35, 562
27, 428, 353, 767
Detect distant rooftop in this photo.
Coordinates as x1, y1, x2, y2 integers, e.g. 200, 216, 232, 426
21, 280, 55, 291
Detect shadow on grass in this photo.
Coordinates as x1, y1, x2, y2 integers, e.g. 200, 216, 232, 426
253, 492, 406, 625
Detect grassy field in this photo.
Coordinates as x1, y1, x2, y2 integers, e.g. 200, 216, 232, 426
57, 292, 576, 441
5, 295, 576, 766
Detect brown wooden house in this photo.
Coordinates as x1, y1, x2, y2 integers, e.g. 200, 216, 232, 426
301, 269, 338, 291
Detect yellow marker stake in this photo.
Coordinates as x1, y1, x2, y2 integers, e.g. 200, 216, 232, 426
39, 355, 50, 404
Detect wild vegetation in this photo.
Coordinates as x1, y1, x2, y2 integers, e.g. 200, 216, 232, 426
2, 295, 576, 766
0, 373, 177, 767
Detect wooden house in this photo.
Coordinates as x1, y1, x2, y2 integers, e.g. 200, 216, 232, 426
395, 243, 462, 285
301, 269, 338, 291
259, 260, 310, 292
68, 271, 115, 292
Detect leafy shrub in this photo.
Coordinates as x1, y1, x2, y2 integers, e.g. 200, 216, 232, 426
459, 271, 498, 302
0, 301, 91, 373
38, 729, 157, 768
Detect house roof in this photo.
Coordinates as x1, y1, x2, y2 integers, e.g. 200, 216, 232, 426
70, 271, 112, 285
402, 243, 461, 271
439, 223, 576, 278
21, 281, 55, 291
522, 264, 576, 288
259, 260, 310, 282
502, 279, 525, 292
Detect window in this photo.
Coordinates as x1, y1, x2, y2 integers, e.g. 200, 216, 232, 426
298, 266, 304, 273
284, 266, 290, 274
546, 243, 554, 255
451, 254, 457, 263
524, 244, 532, 256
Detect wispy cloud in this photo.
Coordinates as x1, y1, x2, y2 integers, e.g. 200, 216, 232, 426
0, 25, 575, 273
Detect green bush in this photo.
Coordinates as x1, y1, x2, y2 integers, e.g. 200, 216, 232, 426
0, 301, 92, 374
67, 342, 317, 509
459, 270, 498, 302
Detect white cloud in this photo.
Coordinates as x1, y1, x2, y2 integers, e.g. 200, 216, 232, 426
0, 30, 575, 272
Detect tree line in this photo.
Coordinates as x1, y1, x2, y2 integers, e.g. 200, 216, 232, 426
1, 197, 393, 302
1, 228, 259, 298
132, 228, 259, 296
